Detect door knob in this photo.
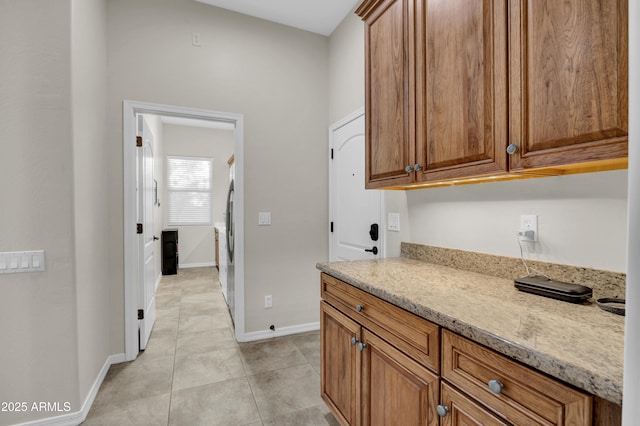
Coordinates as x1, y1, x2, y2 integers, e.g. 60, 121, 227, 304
405, 165, 412, 173
364, 246, 378, 255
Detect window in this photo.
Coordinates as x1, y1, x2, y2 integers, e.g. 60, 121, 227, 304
167, 156, 212, 226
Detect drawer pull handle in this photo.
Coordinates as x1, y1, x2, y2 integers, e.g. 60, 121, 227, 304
356, 304, 364, 312
436, 405, 448, 417
357, 342, 367, 351
405, 165, 413, 173
488, 379, 504, 394
351, 337, 359, 345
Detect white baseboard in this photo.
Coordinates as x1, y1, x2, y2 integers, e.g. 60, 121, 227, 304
180, 262, 215, 269
14, 353, 125, 426
154, 273, 162, 291
239, 322, 320, 342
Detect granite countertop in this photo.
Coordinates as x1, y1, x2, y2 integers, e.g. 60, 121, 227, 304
316, 257, 624, 404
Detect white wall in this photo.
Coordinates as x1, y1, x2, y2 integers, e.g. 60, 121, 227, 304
329, 11, 628, 273
107, 0, 329, 336
329, 12, 364, 124
0, 0, 113, 423
72, 0, 111, 406
407, 171, 628, 271
162, 124, 234, 267
0, 2, 80, 424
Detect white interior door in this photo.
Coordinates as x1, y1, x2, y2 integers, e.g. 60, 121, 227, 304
330, 111, 384, 261
138, 116, 156, 350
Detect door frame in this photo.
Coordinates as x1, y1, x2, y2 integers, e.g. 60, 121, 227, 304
329, 107, 386, 261
123, 100, 246, 361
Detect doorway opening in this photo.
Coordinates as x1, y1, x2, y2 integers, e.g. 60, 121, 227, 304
123, 100, 245, 361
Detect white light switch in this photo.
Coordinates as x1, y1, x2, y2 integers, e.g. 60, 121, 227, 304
388, 213, 400, 232
258, 212, 271, 226
0, 250, 45, 274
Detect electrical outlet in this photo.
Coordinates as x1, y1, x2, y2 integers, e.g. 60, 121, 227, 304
258, 212, 271, 226
518, 214, 538, 242
192, 32, 201, 47
264, 295, 272, 308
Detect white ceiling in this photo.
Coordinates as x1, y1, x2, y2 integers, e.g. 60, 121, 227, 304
194, 0, 361, 36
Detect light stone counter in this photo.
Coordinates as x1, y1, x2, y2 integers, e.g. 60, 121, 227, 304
316, 257, 624, 404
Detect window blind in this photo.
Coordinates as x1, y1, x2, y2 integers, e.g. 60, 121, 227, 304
167, 156, 212, 226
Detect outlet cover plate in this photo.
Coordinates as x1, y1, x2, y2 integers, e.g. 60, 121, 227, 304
519, 214, 538, 242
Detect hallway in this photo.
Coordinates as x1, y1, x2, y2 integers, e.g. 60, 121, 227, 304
83, 267, 337, 425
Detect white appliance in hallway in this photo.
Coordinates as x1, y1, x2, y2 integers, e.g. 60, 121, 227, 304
215, 223, 228, 302
225, 178, 235, 324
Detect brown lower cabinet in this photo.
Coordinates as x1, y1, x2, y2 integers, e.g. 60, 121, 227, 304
320, 273, 619, 426
321, 302, 439, 426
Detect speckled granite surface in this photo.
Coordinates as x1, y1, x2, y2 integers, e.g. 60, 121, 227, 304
402, 243, 626, 299
316, 257, 624, 404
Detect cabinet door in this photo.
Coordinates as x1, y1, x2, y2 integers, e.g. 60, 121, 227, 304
508, 0, 628, 170
357, 0, 416, 189
439, 382, 509, 426
321, 302, 361, 426
361, 330, 439, 426
415, 0, 508, 181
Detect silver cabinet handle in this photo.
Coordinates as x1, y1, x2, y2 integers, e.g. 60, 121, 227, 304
351, 337, 359, 345
405, 165, 413, 173
506, 144, 519, 155
356, 304, 364, 312
413, 163, 422, 171
436, 405, 449, 417
488, 379, 504, 394
357, 342, 367, 351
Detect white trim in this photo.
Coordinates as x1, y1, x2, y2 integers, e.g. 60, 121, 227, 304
154, 273, 162, 292
328, 108, 386, 261
123, 100, 246, 360
13, 354, 126, 426
179, 262, 216, 268
330, 107, 364, 131
241, 322, 320, 342
623, 0, 639, 423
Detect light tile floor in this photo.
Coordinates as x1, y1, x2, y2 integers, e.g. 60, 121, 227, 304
83, 267, 338, 426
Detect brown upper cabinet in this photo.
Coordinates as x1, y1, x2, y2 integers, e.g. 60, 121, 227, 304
356, 0, 628, 189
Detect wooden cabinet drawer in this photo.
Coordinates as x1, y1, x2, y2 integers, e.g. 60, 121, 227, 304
321, 273, 439, 373
439, 382, 509, 426
442, 330, 592, 425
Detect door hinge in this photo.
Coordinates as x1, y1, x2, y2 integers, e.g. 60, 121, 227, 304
331, 148, 334, 159
136, 136, 142, 147
138, 309, 144, 320
330, 222, 334, 233
137, 223, 143, 234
